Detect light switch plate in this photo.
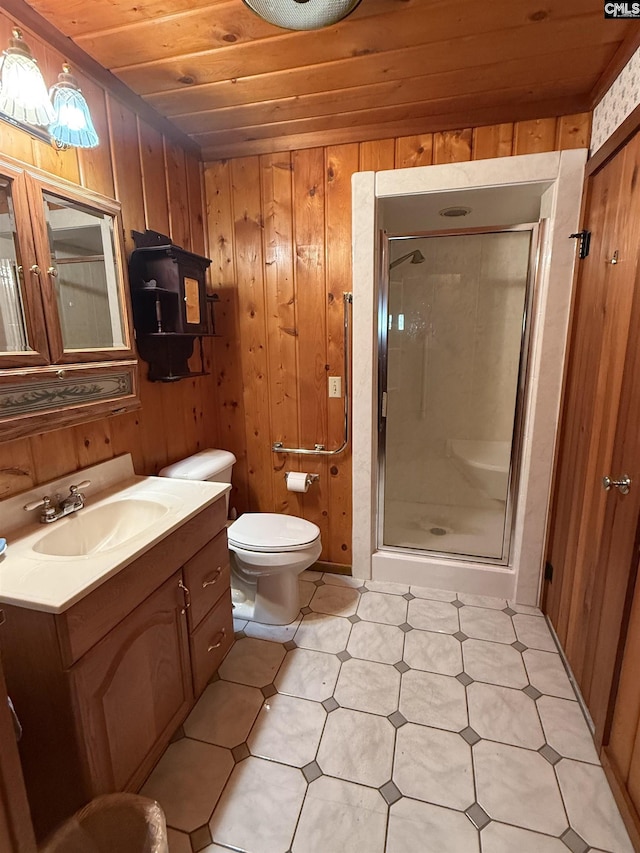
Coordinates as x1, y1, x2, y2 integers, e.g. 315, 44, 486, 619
329, 376, 342, 398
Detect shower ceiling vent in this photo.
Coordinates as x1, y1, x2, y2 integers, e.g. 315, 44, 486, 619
243, 0, 362, 30
439, 206, 472, 217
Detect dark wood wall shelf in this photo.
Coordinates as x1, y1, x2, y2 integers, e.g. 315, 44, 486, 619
128, 230, 217, 382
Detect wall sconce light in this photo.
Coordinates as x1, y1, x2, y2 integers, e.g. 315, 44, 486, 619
0, 28, 99, 149
0, 28, 55, 127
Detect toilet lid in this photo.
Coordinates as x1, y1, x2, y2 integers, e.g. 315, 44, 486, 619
228, 513, 321, 553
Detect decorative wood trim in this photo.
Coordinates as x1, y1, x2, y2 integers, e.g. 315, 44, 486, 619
590, 25, 640, 107
586, 102, 640, 176
0, 0, 201, 159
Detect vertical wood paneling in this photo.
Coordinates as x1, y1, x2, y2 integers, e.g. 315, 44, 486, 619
325, 143, 359, 564
292, 148, 329, 551
107, 96, 146, 255
259, 152, 301, 516
164, 139, 190, 251
77, 78, 115, 198
359, 139, 395, 171
138, 119, 170, 236
433, 129, 473, 163
185, 155, 206, 255
394, 135, 433, 169
204, 111, 591, 568
513, 117, 558, 154
472, 123, 514, 159
232, 157, 274, 511
556, 113, 592, 150
0, 439, 35, 499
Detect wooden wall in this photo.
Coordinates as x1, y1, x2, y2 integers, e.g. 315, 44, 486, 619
204, 112, 591, 567
0, 10, 218, 500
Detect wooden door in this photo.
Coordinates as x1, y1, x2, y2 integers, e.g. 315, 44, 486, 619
69, 571, 192, 794
544, 129, 640, 741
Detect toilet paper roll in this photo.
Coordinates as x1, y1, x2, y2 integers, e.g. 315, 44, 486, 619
286, 472, 311, 493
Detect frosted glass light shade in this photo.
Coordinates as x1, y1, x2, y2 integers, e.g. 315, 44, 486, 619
0, 29, 56, 126
49, 65, 99, 149
243, 0, 361, 30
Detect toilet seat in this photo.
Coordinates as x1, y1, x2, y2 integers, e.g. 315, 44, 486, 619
228, 512, 320, 553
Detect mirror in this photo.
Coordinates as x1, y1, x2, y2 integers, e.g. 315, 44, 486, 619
42, 191, 126, 351
0, 177, 31, 354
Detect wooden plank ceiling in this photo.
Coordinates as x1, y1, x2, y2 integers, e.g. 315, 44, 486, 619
20, 0, 636, 160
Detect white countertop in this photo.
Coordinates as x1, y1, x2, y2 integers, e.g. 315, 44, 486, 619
0, 456, 230, 614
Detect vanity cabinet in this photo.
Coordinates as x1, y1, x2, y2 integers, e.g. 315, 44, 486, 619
0, 498, 232, 840
0, 153, 138, 441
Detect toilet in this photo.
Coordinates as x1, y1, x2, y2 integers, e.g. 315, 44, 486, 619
159, 449, 322, 625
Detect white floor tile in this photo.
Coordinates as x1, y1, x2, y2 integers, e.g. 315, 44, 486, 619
209, 757, 306, 853
334, 658, 401, 715
463, 639, 529, 688
232, 617, 248, 632
523, 649, 576, 700
140, 739, 233, 833
183, 681, 264, 747
467, 682, 544, 749
513, 614, 557, 652
508, 601, 544, 616
366, 579, 410, 595
480, 821, 568, 852
299, 579, 316, 607
457, 593, 507, 610
244, 616, 301, 642
167, 828, 191, 853
247, 693, 326, 767
474, 741, 567, 835
294, 612, 352, 653
293, 776, 387, 853
387, 797, 480, 853
301, 569, 323, 581
358, 591, 409, 625
394, 723, 474, 810
399, 670, 467, 731
410, 586, 458, 602
322, 573, 365, 588
459, 607, 516, 644
310, 583, 360, 616
556, 759, 634, 852
347, 620, 405, 664
275, 647, 341, 701
403, 629, 463, 676
317, 707, 395, 787
218, 636, 286, 687
407, 598, 460, 634
537, 695, 598, 763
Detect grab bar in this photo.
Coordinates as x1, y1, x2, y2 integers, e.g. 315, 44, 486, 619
272, 292, 352, 456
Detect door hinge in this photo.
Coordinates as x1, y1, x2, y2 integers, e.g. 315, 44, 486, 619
544, 561, 554, 582
569, 230, 591, 259
381, 390, 388, 419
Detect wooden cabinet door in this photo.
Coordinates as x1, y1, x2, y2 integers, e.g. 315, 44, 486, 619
545, 129, 640, 740
69, 571, 192, 794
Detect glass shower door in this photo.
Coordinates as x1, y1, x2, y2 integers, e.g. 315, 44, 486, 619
379, 227, 535, 562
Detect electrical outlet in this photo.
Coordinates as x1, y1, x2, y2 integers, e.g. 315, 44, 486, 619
329, 376, 342, 398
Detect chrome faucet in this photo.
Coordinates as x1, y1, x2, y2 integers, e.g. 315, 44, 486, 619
24, 480, 91, 524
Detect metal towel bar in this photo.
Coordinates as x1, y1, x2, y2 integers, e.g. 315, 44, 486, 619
272, 292, 352, 456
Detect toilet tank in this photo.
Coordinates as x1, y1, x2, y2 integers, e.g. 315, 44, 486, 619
159, 449, 236, 513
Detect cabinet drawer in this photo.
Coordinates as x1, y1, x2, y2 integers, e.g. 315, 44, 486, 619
190, 590, 234, 697
184, 529, 230, 631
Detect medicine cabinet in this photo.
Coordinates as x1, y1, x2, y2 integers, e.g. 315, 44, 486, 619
0, 153, 138, 440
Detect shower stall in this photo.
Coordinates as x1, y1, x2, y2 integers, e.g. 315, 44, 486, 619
379, 226, 537, 565
351, 150, 587, 604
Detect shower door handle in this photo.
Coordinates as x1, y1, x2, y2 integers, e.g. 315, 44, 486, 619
602, 474, 631, 495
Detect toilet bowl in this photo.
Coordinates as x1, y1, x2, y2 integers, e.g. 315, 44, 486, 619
159, 450, 321, 625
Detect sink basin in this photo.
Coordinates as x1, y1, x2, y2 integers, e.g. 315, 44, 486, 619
32, 499, 170, 557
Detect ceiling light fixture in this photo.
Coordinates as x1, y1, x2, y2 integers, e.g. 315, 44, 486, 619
242, 0, 362, 30
0, 28, 55, 127
49, 64, 99, 149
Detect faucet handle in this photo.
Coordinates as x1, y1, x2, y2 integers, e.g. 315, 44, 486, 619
24, 495, 52, 512
69, 480, 91, 494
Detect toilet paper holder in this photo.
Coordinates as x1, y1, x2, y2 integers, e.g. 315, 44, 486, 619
284, 472, 319, 488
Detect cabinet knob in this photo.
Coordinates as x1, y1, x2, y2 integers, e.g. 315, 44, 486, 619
207, 628, 226, 652
202, 567, 223, 588
29, 264, 41, 276
47, 266, 58, 277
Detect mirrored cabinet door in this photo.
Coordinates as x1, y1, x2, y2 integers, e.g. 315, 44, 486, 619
28, 179, 134, 363
0, 170, 50, 367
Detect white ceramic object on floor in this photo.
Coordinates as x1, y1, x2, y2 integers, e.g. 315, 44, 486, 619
159, 450, 322, 625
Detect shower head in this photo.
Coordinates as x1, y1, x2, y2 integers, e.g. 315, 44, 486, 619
390, 249, 425, 270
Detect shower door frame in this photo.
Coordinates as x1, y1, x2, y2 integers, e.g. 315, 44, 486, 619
377, 223, 543, 566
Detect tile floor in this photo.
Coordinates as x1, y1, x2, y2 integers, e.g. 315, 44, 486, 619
141, 571, 634, 853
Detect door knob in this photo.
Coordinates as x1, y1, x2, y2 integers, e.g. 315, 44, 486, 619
602, 474, 631, 495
